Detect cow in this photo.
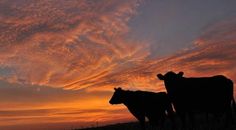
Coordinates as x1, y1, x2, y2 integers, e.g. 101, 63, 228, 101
109, 87, 174, 130
157, 71, 235, 127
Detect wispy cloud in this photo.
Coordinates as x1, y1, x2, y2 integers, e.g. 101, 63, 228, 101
85, 18, 236, 93
0, 0, 148, 90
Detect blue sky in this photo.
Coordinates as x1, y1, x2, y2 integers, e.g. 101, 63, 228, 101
129, 0, 236, 56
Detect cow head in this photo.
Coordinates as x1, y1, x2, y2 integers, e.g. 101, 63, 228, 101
157, 71, 184, 86
109, 87, 125, 105
157, 71, 184, 92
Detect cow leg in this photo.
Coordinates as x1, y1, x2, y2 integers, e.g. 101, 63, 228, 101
170, 115, 177, 130
137, 116, 146, 130
179, 113, 187, 130
212, 112, 223, 129
206, 112, 209, 124
157, 115, 165, 130
188, 112, 195, 129
178, 113, 186, 130
225, 106, 233, 127
166, 103, 175, 130
147, 116, 161, 130
205, 112, 210, 129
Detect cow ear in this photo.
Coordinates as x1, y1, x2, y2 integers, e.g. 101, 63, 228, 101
114, 88, 117, 90
178, 72, 184, 77
157, 74, 165, 80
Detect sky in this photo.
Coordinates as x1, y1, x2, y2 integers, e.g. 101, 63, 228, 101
0, 0, 236, 130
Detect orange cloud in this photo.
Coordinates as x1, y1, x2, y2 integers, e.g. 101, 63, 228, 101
0, 0, 147, 90
84, 18, 236, 97
139, 18, 236, 94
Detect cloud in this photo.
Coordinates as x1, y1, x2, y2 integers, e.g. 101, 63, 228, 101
0, 1, 143, 128
1, 1, 235, 92
0, 0, 149, 89
85, 18, 236, 95
163, 18, 236, 76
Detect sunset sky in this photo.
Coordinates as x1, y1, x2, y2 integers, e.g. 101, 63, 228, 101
0, 0, 236, 130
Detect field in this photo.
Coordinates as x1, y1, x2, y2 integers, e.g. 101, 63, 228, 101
75, 114, 236, 130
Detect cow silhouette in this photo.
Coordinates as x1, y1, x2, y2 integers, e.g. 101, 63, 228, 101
109, 87, 174, 130
157, 71, 235, 127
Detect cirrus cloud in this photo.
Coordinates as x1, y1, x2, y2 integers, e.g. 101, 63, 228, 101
0, 0, 148, 90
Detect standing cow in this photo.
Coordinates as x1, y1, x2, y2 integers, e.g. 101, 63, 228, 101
109, 87, 174, 130
157, 71, 235, 127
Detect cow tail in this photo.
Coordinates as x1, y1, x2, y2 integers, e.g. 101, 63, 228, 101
231, 98, 236, 122
232, 98, 236, 111
230, 79, 236, 115
231, 80, 236, 112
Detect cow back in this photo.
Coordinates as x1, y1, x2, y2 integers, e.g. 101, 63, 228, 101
166, 75, 233, 113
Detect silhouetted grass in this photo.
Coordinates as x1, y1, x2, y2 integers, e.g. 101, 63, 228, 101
74, 122, 140, 130
74, 113, 236, 130
74, 120, 236, 130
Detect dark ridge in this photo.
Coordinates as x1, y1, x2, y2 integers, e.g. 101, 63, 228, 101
74, 122, 140, 130
73, 115, 236, 130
